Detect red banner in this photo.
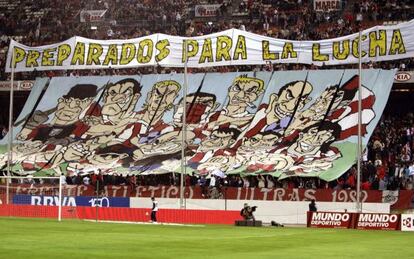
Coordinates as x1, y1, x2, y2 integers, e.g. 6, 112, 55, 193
355, 213, 400, 230
5, 184, 413, 209
307, 211, 353, 229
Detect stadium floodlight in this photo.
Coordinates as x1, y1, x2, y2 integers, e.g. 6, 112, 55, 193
0, 176, 63, 221
91, 26, 97, 30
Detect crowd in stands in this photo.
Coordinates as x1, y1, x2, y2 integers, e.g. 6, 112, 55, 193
1, 0, 414, 80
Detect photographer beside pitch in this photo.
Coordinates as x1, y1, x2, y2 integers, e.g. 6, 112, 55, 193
309, 199, 317, 212
240, 203, 257, 221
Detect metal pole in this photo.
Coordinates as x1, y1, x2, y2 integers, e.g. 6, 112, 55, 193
356, 30, 363, 212
224, 187, 227, 211
58, 175, 62, 221
6, 47, 16, 205
96, 180, 99, 222
180, 40, 189, 209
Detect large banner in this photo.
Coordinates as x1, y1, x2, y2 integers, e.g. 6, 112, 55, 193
0, 70, 394, 181
5, 19, 414, 72
4, 184, 413, 209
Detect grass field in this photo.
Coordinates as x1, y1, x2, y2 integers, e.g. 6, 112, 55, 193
0, 217, 413, 259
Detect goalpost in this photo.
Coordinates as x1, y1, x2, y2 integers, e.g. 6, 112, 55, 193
0, 176, 63, 221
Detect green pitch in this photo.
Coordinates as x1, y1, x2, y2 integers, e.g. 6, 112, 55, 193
0, 217, 413, 259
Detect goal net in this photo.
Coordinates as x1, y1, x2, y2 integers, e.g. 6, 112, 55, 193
0, 176, 68, 221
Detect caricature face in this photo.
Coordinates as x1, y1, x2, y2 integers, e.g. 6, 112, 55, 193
102, 81, 137, 116
228, 78, 262, 107
288, 126, 335, 156
141, 140, 181, 155
55, 97, 93, 124
298, 88, 342, 125
240, 133, 279, 152
14, 140, 44, 154
62, 143, 91, 162
174, 94, 217, 125
273, 81, 313, 118
199, 130, 235, 152
88, 152, 127, 165
139, 130, 195, 156
146, 82, 180, 114
197, 155, 231, 172
260, 153, 294, 171
312, 88, 344, 115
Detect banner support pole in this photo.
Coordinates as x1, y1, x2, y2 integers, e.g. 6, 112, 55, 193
6, 47, 15, 205
356, 30, 363, 212
58, 174, 62, 222
180, 40, 189, 209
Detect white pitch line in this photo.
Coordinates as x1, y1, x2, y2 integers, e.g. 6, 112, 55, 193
83, 219, 205, 227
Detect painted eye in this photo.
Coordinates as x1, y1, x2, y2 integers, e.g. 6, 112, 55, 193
286, 90, 293, 100
246, 86, 257, 93
110, 90, 116, 96
233, 84, 241, 91
122, 88, 132, 95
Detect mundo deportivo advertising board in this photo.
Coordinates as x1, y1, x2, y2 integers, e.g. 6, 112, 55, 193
0, 70, 394, 180
308, 212, 353, 228
308, 212, 402, 230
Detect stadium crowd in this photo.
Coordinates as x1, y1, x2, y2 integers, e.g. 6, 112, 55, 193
1, 0, 414, 80
0, 0, 414, 197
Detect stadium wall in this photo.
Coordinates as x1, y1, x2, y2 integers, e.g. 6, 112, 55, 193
130, 198, 390, 225
0, 204, 242, 225
1, 198, 389, 225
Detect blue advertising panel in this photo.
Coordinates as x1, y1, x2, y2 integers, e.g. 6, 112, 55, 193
12, 195, 130, 208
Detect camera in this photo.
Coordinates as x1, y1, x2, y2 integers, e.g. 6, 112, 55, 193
241, 204, 257, 220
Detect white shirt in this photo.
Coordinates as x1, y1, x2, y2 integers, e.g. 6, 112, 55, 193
60, 175, 67, 185
152, 201, 159, 212
83, 177, 90, 185
209, 177, 216, 187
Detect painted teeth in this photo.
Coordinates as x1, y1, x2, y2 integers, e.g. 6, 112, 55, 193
300, 142, 310, 151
